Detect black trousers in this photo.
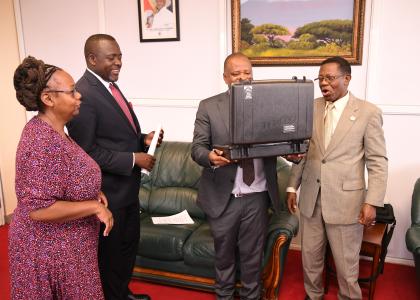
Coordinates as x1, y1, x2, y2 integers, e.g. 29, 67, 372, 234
207, 192, 269, 300
98, 202, 140, 300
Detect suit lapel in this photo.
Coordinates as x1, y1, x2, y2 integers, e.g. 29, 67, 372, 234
216, 92, 230, 138
85, 71, 138, 135
325, 93, 359, 155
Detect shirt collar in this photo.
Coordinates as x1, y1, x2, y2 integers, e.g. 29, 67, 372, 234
326, 91, 349, 111
87, 68, 114, 92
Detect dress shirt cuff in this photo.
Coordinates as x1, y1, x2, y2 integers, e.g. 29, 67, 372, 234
286, 186, 297, 193
132, 153, 135, 168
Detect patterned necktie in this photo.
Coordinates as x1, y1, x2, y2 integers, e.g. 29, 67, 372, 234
109, 83, 137, 132
240, 159, 255, 186
324, 102, 335, 148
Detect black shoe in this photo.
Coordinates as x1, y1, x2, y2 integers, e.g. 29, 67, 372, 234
127, 293, 151, 300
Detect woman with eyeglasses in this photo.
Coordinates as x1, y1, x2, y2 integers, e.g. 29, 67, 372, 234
8, 56, 113, 300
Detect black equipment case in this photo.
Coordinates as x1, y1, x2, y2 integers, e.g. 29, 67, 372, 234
216, 78, 314, 160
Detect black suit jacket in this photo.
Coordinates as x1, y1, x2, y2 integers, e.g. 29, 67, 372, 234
67, 70, 146, 209
191, 92, 280, 218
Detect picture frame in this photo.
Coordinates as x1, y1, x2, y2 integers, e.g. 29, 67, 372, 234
138, 0, 180, 42
231, 0, 366, 65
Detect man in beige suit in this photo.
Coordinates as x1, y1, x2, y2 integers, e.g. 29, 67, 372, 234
287, 56, 388, 300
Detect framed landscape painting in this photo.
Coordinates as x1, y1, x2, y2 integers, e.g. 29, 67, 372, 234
232, 0, 366, 65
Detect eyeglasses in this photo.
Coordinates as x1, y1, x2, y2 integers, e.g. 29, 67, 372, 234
44, 88, 79, 97
314, 74, 345, 83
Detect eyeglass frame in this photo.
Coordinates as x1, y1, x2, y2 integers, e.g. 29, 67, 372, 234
314, 74, 347, 84
43, 88, 79, 97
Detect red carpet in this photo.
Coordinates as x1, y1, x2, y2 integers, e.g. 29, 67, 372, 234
1, 224, 417, 299
0, 225, 10, 298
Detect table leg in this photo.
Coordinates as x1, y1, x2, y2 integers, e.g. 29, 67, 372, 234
368, 247, 381, 300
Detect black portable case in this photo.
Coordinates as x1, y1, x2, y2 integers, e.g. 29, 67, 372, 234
216, 78, 314, 160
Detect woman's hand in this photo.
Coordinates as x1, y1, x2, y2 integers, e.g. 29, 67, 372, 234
97, 191, 108, 207
96, 203, 114, 236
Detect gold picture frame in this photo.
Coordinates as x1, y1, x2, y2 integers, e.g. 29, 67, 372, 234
232, 0, 365, 65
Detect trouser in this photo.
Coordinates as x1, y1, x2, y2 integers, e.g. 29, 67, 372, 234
98, 202, 140, 300
301, 195, 363, 300
208, 192, 269, 300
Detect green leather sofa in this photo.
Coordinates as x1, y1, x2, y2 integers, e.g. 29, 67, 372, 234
133, 141, 299, 299
406, 178, 420, 283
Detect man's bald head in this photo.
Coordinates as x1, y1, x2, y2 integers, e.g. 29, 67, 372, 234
223, 53, 252, 86
223, 53, 250, 74
84, 34, 117, 62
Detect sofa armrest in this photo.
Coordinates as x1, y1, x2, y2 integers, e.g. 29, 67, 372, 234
406, 226, 420, 254
261, 210, 299, 300
263, 210, 298, 266
268, 210, 299, 236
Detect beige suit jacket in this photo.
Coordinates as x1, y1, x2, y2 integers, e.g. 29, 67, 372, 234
288, 93, 388, 224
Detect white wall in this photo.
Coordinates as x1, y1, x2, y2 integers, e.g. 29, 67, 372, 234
13, 0, 420, 263
364, 0, 420, 262
0, 0, 27, 220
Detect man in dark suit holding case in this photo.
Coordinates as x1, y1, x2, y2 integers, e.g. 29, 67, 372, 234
68, 34, 161, 300
191, 53, 281, 300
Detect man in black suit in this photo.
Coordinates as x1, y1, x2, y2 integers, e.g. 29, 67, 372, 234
191, 53, 281, 300
68, 34, 161, 300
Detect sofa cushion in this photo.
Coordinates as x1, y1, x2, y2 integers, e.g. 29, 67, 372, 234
153, 142, 202, 189
148, 187, 204, 219
183, 223, 215, 268
139, 142, 205, 219
139, 213, 203, 261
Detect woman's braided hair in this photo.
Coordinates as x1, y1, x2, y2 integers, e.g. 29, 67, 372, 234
13, 56, 60, 111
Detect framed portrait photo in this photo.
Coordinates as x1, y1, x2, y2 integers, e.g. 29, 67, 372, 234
232, 0, 366, 65
138, 0, 180, 42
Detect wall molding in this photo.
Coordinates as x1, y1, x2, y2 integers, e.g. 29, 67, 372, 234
219, 0, 229, 91
13, 0, 25, 61
97, 0, 106, 33
131, 98, 420, 117
379, 104, 420, 116
131, 98, 200, 109
13, 0, 34, 122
